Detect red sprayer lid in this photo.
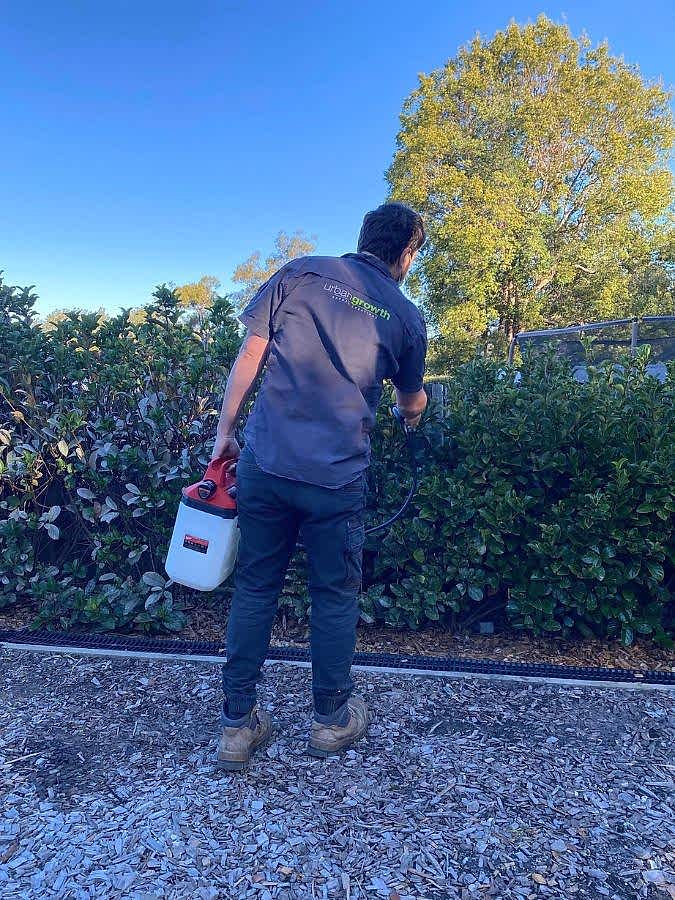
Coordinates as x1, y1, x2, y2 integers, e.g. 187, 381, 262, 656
182, 458, 237, 517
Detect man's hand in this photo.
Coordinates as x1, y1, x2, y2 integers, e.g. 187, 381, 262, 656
394, 387, 428, 430
211, 433, 241, 464
403, 412, 423, 430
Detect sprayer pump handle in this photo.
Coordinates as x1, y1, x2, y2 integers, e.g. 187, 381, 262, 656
203, 457, 235, 481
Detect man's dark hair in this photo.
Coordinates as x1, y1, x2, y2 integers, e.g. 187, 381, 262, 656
357, 202, 426, 265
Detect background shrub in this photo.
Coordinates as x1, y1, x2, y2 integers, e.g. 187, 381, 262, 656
1, 273, 673, 644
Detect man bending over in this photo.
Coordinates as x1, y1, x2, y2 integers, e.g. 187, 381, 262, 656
212, 202, 427, 769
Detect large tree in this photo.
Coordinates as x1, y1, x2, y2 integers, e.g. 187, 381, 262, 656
231, 230, 316, 307
388, 16, 674, 364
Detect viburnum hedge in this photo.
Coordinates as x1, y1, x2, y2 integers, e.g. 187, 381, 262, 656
364, 353, 674, 646
0, 274, 240, 633
1, 272, 673, 644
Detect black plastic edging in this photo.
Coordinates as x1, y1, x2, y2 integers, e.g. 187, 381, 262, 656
2, 627, 673, 686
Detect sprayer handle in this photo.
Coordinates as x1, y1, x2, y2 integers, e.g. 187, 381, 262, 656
203, 457, 238, 487
391, 405, 415, 435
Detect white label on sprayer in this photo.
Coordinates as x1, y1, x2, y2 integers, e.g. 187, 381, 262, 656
183, 534, 209, 554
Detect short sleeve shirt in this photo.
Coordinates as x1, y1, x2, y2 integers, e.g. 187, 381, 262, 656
239, 252, 427, 488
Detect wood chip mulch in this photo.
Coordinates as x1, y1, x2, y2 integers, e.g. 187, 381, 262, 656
1, 600, 673, 672
1, 648, 674, 899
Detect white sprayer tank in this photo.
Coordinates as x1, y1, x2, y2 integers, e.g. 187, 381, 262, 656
165, 458, 240, 591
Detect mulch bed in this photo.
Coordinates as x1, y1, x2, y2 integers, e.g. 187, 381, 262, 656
1, 598, 673, 672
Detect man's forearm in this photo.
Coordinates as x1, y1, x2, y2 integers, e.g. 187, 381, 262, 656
216, 334, 270, 436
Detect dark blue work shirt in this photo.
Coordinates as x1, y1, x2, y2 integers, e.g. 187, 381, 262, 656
239, 252, 427, 488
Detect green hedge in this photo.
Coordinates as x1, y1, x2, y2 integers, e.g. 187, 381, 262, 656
364, 354, 674, 645
1, 273, 673, 644
0, 275, 240, 632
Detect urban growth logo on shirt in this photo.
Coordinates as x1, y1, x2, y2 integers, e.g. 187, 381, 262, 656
323, 282, 391, 320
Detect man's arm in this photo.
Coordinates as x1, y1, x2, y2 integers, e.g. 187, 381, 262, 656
394, 387, 427, 430
392, 311, 427, 429
211, 333, 269, 461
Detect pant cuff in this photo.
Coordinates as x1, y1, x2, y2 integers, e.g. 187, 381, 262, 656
222, 696, 255, 725
314, 704, 350, 726
313, 690, 351, 717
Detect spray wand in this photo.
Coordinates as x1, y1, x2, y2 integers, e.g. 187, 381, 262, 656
364, 406, 419, 535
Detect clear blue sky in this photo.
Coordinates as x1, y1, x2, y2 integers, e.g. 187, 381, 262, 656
2, 0, 673, 315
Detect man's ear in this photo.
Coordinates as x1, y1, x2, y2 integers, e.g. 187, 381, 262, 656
397, 246, 417, 281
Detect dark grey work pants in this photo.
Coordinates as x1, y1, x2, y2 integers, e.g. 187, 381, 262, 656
221, 447, 366, 720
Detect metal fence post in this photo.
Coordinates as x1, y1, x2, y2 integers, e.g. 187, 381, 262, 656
427, 380, 446, 445
428, 380, 446, 414
631, 319, 639, 356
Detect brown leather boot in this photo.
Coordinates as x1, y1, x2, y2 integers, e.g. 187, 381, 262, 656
216, 706, 272, 771
307, 695, 370, 758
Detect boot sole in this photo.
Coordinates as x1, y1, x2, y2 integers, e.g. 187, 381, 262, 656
216, 732, 272, 771
306, 743, 338, 759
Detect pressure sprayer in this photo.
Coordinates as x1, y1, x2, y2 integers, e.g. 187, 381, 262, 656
165, 457, 239, 591
165, 407, 418, 591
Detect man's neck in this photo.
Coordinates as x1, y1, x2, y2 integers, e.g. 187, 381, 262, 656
358, 250, 398, 281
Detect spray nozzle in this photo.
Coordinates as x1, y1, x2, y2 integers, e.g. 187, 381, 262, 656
391, 405, 415, 436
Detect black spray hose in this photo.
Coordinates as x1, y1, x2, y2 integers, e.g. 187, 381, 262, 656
365, 406, 419, 536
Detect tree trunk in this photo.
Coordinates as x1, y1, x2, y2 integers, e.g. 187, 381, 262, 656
501, 279, 518, 342
512, 283, 521, 338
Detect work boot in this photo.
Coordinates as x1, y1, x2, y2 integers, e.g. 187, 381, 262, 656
307, 695, 370, 758
216, 705, 272, 771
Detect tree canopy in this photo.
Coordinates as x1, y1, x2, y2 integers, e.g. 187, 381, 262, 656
387, 16, 674, 368
231, 230, 316, 307
175, 275, 221, 312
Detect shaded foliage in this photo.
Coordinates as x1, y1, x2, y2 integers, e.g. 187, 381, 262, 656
362, 352, 673, 645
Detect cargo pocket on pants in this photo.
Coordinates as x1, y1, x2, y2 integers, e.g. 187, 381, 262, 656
344, 519, 365, 591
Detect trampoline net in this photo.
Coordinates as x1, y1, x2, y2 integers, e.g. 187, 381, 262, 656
514, 317, 675, 369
